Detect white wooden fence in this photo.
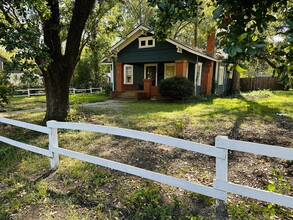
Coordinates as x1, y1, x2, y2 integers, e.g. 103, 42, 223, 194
14, 87, 103, 97
0, 117, 293, 213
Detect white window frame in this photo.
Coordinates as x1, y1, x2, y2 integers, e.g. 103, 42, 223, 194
139, 36, 155, 48
164, 63, 176, 79
144, 64, 158, 86
215, 62, 219, 84
195, 62, 203, 86
218, 66, 225, 85
124, 64, 134, 84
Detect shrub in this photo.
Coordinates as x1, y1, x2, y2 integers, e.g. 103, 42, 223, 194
158, 76, 194, 100
102, 82, 112, 96
0, 85, 9, 107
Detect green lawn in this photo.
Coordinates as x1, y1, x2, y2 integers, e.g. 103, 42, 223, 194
4, 93, 107, 111
0, 90, 292, 219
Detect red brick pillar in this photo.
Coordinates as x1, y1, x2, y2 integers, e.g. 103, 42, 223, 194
201, 61, 214, 95
116, 63, 124, 92
175, 60, 188, 77
206, 28, 216, 56
144, 79, 152, 98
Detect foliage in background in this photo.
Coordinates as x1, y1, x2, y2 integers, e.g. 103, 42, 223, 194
149, 0, 292, 89
158, 77, 194, 101
102, 82, 113, 96
213, 0, 292, 88
0, 85, 10, 107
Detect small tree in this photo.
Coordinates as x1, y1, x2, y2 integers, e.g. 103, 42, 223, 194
158, 77, 194, 100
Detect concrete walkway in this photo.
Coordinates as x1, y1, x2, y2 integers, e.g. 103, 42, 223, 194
0, 100, 128, 118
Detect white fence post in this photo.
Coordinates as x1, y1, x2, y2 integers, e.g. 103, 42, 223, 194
28, 89, 30, 97
47, 120, 59, 170
90, 88, 93, 93
215, 136, 229, 220
73, 88, 76, 94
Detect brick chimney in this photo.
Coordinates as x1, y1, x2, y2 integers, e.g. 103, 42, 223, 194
206, 28, 216, 56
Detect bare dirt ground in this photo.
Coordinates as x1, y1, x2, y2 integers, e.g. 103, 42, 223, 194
2, 98, 293, 219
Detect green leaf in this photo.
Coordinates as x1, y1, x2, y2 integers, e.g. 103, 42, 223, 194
238, 33, 248, 42
236, 64, 247, 73
236, 45, 243, 53
252, 35, 258, 42
267, 184, 276, 192
253, 43, 266, 48
230, 47, 237, 57
213, 4, 223, 20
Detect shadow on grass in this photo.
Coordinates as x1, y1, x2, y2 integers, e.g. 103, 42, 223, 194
228, 95, 292, 144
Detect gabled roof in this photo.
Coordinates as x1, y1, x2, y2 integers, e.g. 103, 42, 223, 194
109, 25, 219, 62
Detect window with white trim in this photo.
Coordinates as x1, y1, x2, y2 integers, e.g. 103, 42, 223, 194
124, 64, 133, 84
196, 62, 202, 86
218, 66, 225, 85
139, 36, 155, 48
164, 63, 176, 79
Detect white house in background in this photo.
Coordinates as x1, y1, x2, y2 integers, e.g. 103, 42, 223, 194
9, 72, 43, 86
101, 58, 114, 90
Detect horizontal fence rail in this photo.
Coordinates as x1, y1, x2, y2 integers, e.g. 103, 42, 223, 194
214, 180, 293, 209
14, 87, 103, 97
52, 146, 226, 200
0, 136, 52, 157
216, 137, 293, 161
1, 118, 293, 214
0, 117, 52, 157
47, 121, 226, 159
0, 117, 51, 134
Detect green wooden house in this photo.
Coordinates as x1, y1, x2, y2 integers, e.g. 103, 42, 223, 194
103, 25, 229, 99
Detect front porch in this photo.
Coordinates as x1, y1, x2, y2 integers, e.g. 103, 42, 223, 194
113, 60, 188, 100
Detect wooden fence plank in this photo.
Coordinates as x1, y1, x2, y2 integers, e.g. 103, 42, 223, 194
214, 180, 293, 208
0, 136, 52, 157
0, 117, 51, 134
216, 137, 293, 161
47, 121, 226, 159
52, 146, 226, 200
240, 77, 284, 91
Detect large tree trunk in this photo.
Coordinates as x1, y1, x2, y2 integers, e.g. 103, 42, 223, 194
230, 69, 240, 94
38, 0, 95, 121
43, 61, 71, 121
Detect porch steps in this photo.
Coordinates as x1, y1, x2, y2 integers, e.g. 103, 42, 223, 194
115, 91, 140, 101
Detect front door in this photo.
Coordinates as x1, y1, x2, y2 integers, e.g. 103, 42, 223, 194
145, 65, 157, 86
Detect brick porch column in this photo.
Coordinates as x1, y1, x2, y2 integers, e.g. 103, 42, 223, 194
201, 60, 214, 95
144, 79, 152, 98
116, 63, 124, 92
175, 60, 188, 77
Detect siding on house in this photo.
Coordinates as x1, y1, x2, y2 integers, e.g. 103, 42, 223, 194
118, 39, 182, 63
112, 29, 228, 95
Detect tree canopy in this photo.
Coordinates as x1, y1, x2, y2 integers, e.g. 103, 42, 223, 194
149, 0, 293, 88
0, 0, 113, 120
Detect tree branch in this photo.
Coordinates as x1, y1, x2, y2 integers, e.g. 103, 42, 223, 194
43, 0, 62, 59
64, 0, 95, 75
